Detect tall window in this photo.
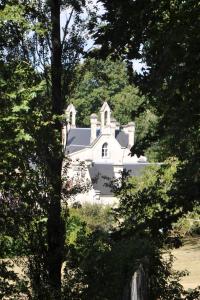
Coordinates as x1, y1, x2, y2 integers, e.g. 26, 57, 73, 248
104, 111, 108, 126
102, 143, 108, 158
70, 111, 73, 124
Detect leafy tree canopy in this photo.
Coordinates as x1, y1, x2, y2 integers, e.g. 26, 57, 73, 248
69, 57, 146, 126
93, 0, 200, 161
0, 1, 96, 298
69, 56, 160, 159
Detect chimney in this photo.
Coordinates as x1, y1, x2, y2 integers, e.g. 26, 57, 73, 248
96, 120, 101, 130
90, 113, 97, 143
127, 122, 135, 148
110, 117, 117, 136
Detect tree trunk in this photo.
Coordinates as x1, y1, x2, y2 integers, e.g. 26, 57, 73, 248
47, 1, 64, 299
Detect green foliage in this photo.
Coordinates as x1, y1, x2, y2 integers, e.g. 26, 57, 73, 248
0, 4, 54, 297
69, 203, 114, 232
95, 0, 200, 161
62, 159, 199, 299
173, 208, 200, 237
0, 0, 95, 297
63, 209, 190, 300
63, 204, 115, 298
69, 56, 159, 158
112, 159, 180, 240
70, 235, 157, 300
0, 235, 25, 259
63, 204, 114, 253
135, 109, 160, 160
89, 6, 200, 297
69, 57, 146, 126
1, 1, 199, 299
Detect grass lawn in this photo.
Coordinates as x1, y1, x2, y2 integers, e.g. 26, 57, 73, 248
172, 236, 200, 289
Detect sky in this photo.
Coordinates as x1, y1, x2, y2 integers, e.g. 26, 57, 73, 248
60, 1, 145, 74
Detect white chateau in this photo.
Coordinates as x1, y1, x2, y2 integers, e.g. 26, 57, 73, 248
62, 102, 149, 204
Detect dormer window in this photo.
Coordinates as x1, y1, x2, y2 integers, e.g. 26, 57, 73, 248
102, 142, 108, 158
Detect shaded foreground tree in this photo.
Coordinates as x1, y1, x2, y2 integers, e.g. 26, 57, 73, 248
92, 0, 200, 211
60, 162, 200, 299
84, 1, 200, 298
1, 1, 199, 299
47, 0, 63, 297
93, 0, 200, 160
0, 0, 95, 299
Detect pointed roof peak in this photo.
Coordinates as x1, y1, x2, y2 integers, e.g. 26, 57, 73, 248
66, 103, 76, 113
100, 101, 111, 112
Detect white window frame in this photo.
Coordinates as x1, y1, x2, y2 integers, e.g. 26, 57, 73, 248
102, 142, 108, 158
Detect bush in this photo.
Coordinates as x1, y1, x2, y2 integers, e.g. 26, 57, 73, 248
69, 203, 114, 232
173, 209, 200, 237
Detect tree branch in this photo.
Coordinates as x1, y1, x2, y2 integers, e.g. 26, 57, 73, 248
61, 8, 74, 50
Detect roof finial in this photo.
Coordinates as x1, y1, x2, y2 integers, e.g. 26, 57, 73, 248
100, 101, 111, 128
65, 103, 76, 128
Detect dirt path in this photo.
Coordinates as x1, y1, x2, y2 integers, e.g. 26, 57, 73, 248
172, 236, 200, 289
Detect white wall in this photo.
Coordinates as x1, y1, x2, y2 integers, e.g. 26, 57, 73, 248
91, 134, 124, 163
69, 147, 92, 161
66, 133, 144, 205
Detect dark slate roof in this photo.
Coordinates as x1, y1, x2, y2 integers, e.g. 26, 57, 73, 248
66, 128, 98, 154
115, 130, 129, 147
88, 163, 115, 195
67, 128, 91, 146
66, 127, 129, 154
88, 162, 152, 195
123, 163, 151, 176
66, 145, 86, 154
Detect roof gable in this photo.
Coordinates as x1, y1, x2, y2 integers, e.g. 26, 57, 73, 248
100, 101, 111, 112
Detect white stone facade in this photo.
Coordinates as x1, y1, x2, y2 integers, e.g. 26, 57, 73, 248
63, 102, 148, 205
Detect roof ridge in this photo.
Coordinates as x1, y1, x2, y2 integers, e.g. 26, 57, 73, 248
70, 127, 90, 130
67, 144, 89, 147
